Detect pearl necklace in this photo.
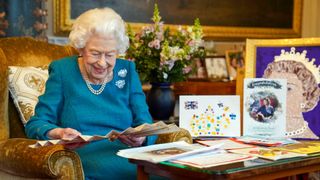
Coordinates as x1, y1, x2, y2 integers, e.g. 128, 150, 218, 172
79, 58, 113, 95
83, 72, 113, 95
285, 121, 308, 137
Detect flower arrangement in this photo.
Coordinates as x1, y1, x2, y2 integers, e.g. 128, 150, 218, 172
125, 4, 206, 83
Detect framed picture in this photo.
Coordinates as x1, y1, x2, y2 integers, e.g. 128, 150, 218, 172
225, 50, 245, 81
205, 56, 228, 81
245, 38, 320, 139
189, 58, 207, 79
243, 78, 287, 137
53, 0, 302, 39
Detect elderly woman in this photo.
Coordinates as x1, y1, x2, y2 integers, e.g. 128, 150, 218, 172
263, 51, 320, 139
25, 8, 156, 179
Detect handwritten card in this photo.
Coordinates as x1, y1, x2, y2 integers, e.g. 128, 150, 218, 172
179, 95, 241, 137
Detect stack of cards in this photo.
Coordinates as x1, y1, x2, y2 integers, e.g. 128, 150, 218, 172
29, 121, 180, 148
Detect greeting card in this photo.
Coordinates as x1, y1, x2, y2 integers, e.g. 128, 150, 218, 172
274, 141, 320, 155
243, 78, 287, 137
179, 95, 241, 137
229, 147, 306, 161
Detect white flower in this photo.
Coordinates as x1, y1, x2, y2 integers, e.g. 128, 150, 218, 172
163, 72, 168, 79
115, 80, 125, 89
118, 69, 127, 78
165, 60, 175, 71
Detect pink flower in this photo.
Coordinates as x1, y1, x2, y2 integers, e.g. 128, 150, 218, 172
153, 39, 161, 49
148, 42, 153, 48
188, 40, 196, 46
125, 6, 205, 83
148, 39, 161, 49
141, 26, 154, 37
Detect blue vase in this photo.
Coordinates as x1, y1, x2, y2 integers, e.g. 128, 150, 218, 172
147, 82, 175, 120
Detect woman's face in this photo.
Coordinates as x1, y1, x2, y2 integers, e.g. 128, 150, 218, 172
263, 99, 268, 105
268, 72, 303, 116
80, 33, 118, 84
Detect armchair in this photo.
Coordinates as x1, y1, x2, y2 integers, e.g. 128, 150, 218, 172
0, 37, 192, 179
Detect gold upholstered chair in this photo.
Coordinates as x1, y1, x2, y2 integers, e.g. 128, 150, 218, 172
0, 37, 192, 179
0, 37, 84, 179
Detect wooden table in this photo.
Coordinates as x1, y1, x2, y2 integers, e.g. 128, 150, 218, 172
130, 154, 320, 180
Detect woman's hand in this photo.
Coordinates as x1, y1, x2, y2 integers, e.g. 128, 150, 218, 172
118, 135, 146, 147
47, 128, 87, 149
47, 127, 81, 139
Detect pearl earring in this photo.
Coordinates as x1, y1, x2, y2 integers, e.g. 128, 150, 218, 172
300, 103, 305, 109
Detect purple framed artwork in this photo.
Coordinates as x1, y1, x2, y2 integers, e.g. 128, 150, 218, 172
245, 38, 320, 139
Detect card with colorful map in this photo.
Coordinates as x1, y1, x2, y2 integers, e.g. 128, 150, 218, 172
179, 95, 241, 137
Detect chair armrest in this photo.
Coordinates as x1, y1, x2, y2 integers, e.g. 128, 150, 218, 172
156, 128, 192, 144
0, 138, 84, 179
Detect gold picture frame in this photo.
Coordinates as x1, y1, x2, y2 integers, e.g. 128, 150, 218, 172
225, 50, 245, 81
243, 37, 320, 138
188, 58, 208, 80
205, 56, 229, 81
54, 0, 302, 39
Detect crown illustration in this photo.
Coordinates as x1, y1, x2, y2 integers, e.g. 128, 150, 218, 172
274, 47, 320, 84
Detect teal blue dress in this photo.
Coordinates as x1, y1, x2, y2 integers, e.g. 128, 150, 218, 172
25, 56, 156, 179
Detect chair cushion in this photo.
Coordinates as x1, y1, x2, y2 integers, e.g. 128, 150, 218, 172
8, 65, 48, 125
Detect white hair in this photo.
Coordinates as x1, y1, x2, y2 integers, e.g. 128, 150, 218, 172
69, 8, 129, 54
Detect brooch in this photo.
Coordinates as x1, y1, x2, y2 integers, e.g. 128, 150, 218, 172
118, 69, 127, 78
115, 80, 125, 89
